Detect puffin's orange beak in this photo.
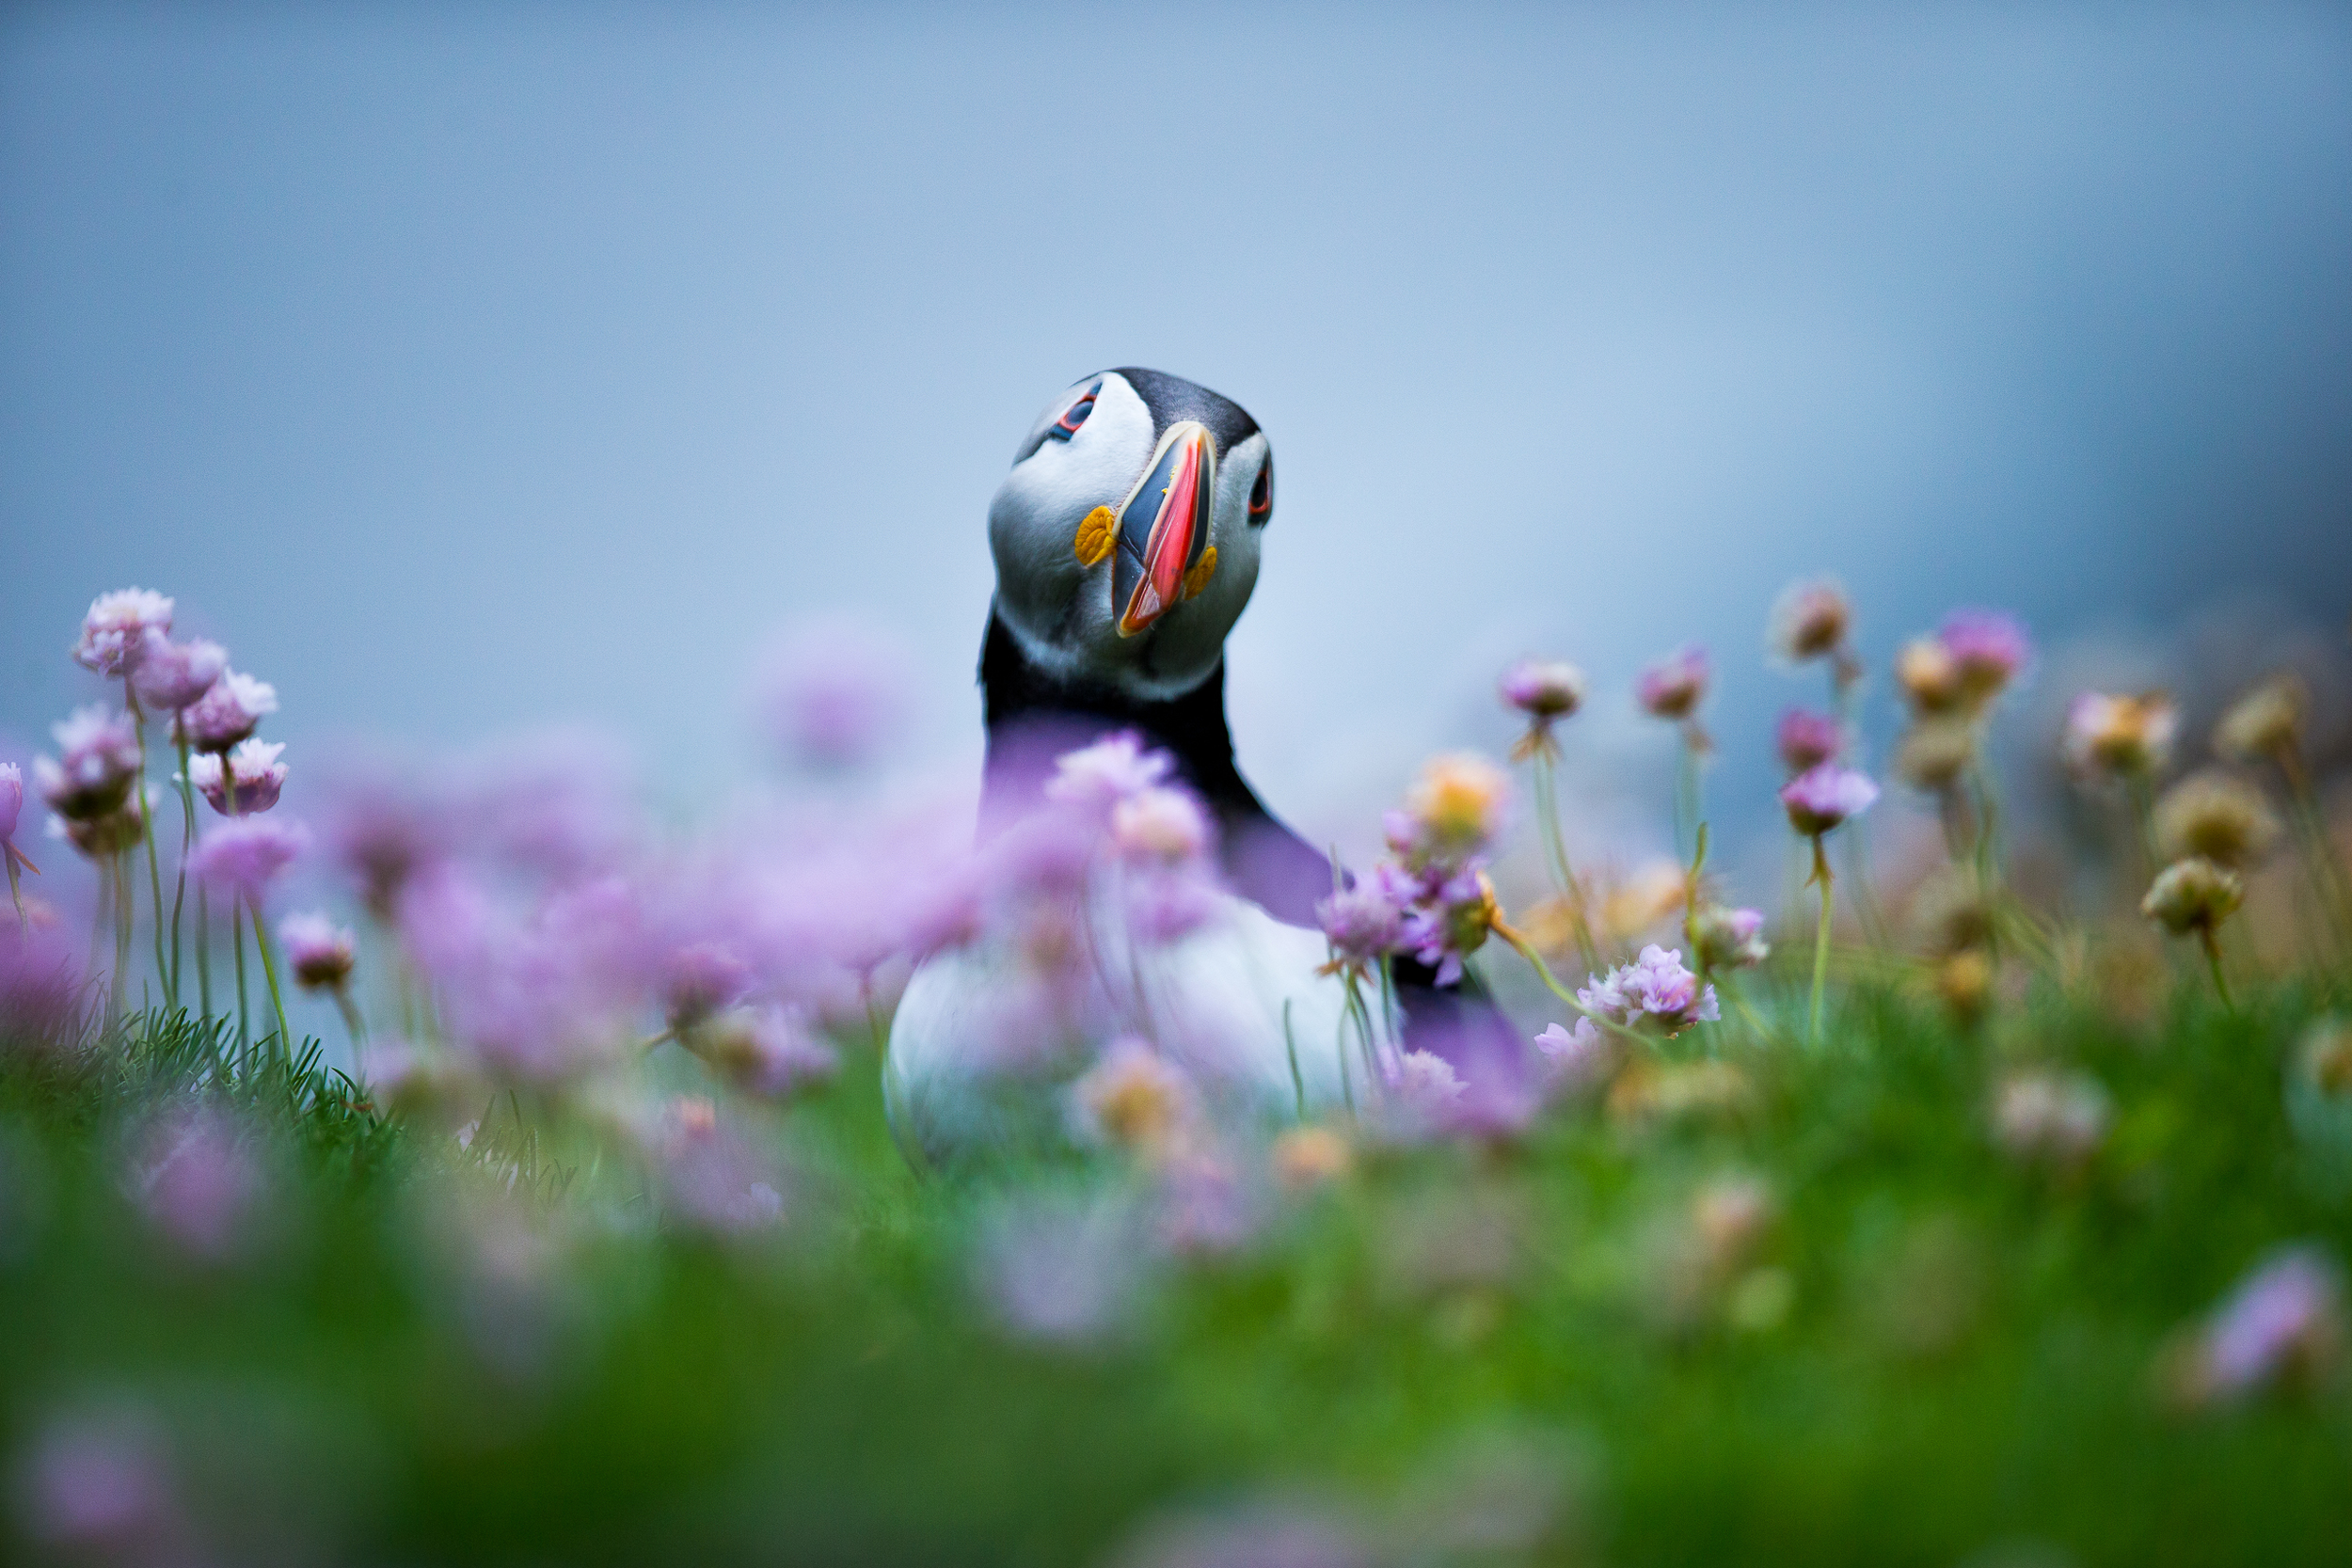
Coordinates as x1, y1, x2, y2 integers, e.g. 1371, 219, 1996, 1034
1112, 420, 1216, 638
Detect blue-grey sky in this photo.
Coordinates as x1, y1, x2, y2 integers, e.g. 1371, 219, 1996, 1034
7, 3, 2350, 880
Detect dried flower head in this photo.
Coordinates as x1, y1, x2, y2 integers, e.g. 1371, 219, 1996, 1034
1691, 904, 1770, 971
1499, 658, 1586, 722
2153, 770, 2281, 869
1994, 1068, 2109, 1169
1635, 644, 1710, 720
1775, 708, 1842, 774
278, 911, 356, 990
2140, 856, 2243, 936
1769, 578, 1852, 664
1895, 637, 1963, 714
1109, 785, 1213, 864
1401, 753, 1509, 864
1780, 763, 1880, 837
1070, 1038, 1197, 1157
2214, 672, 2307, 763
34, 707, 141, 822
1271, 1126, 1353, 1191
174, 670, 278, 753
128, 632, 227, 713
188, 738, 287, 816
1938, 609, 2032, 704
72, 589, 174, 677
1893, 717, 1977, 791
1936, 949, 1995, 1022
2063, 690, 2178, 781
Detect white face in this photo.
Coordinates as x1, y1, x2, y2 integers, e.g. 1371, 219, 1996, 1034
989, 372, 1272, 702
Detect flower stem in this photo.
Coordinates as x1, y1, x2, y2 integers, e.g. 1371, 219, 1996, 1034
170, 736, 198, 1003
333, 985, 367, 1050
196, 884, 213, 1021
111, 851, 133, 1027
1808, 836, 1836, 1046
1490, 919, 1650, 1053
6, 852, 24, 935
253, 908, 294, 1065
126, 693, 173, 1010
2198, 928, 2234, 1010
1530, 751, 1597, 970
232, 899, 251, 1069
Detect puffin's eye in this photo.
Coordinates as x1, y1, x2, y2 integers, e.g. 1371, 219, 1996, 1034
1046, 380, 1103, 442
1248, 457, 1273, 526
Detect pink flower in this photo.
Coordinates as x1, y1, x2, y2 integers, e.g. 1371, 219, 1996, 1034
33, 707, 141, 822
1390, 1047, 1466, 1110
655, 1099, 787, 1234
173, 669, 277, 753
688, 1006, 839, 1101
1993, 1069, 2108, 1168
755, 616, 914, 768
1499, 658, 1586, 721
187, 738, 286, 816
1774, 708, 1842, 774
278, 911, 356, 990
127, 1103, 266, 1262
1692, 904, 1770, 970
2062, 690, 2178, 781
2198, 1248, 2344, 1399
128, 632, 226, 713
319, 771, 449, 921
1577, 945, 1719, 1036
71, 588, 173, 677
187, 818, 307, 905
18, 1403, 183, 1558
1110, 785, 1213, 863
1780, 763, 1879, 836
1534, 1019, 1613, 1096
1635, 644, 1710, 720
1316, 875, 1408, 970
0, 762, 31, 878
1070, 1037, 1200, 1155
1937, 609, 2032, 701
1044, 732, 1173, 813
973, 1193, 1141, 1344
1400, 867, 1500, 987
1394, 753, 1509, 870
661, 942, 754, 1033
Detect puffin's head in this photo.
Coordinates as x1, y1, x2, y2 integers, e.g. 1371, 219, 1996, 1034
989, 368, 1274, 701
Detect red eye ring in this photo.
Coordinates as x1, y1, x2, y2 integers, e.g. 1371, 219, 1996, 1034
1048, 380, 1102, 441
1248, 457, 1273, 524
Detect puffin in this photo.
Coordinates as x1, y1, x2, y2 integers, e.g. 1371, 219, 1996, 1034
883, 369, 1502, 1167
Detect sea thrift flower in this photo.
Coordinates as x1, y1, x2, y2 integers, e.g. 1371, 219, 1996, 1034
1579, 945, 1720, 1037
1895, 636, 1963, 714
1070, 1038, 1198, 1156
655, 1100, 786, 1233
1692, 1177, 1776, 1272
1775, 708, 1842, 773
278, 911, 356, 990
1533, 1019, 1613, 1097
1046, 732, 1173, 813
1271, 1126, 1353, 1190
1110, 786, 1213, 863
128, 1104, 267, 1262
1780, 763, 1879, 836
1894, 717, 1976, 791
321, 776, 448, 921
755, 617, 913, 768
689, 1006, 838, 1101
973, 1193, 1141, 1344
1402, 867, 1500, 987
2214, 673, 2307, 763
1388, 1049, 1467, 1117
1692, 904, 1770, 971
661, 942, 754, 1033
1994, 1069, 2109, 1169
2140, 856, 2243, 936
0, 762, 33, 879
1316, 874, 1407, 972
52, 800, 146, 860
1635, 644, 1710, 720
173, 669, 278, 752
128, 632, 226, 713
187, 738, 287, 816
2154, 771, 2281, 869
35, 707, 140, 821
1768, 578, 1853, 665
1499, 658, 1585, 759
17, 1403, 184, 1560
71, 588, 173, 676
1397, 752, 1509, 866
1938, 609, 2031, 703
2063, 690, 2178, 781
188, 818, 307, 905
2180, 1248, 2345, 1403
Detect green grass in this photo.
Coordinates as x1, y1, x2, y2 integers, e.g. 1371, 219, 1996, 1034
3, 977, 2350, 1565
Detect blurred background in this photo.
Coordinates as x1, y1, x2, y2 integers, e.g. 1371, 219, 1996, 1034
6, 2, 2350, 912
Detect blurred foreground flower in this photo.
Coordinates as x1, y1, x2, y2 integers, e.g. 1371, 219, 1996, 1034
1775, 708, 1842, 774
973, 1192, 1142, 1346
2166, 1247, 2344, 1408
1500, 658, 1585, 759
1635, 644, 1709, 721
755, 617, 914, 769
279, 911, 355, 991
188, 819, 307, 906
174, 670, 278, 753
15, 1401, 185, 1563
126, 1104, 268, 1263
1993, 1069, 2109, 1172
128, 632, 226, 714
2153, 771, 2280, 869
2214, 672, 2306, 763
1070, 1038, 1198, 1159
1396, 752, 1509, 868
2062, 691, 2177, 783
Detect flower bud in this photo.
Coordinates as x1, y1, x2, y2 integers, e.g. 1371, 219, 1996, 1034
1769, 579, 1853, 664
2140, 856, 2244, 936
2063, 690, 2178, 781
2153, 770, 2280, 869
2214, 673, 2307, 763
1896, 637, 1963, 714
